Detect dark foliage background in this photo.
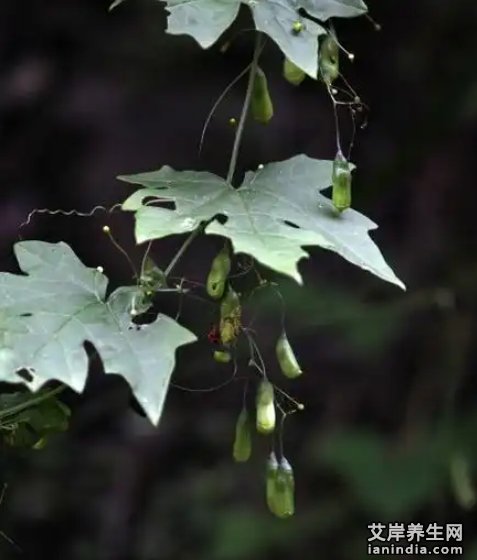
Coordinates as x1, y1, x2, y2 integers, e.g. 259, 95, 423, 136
1, 0, 477, 559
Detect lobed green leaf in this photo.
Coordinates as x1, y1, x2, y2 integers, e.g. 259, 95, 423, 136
120, 154, 405, 289
0, 242, 197, 425
160, 0, 368, 77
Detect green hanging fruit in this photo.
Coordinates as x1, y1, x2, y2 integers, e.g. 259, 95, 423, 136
251, 67, 274, 124
220, 286, 240, 317
220, 287, 241, 345
273, 457, 295, 518
450, 453, 476, 510
214, 350, 231, 363
206, 246, 231, 299
266, 452, 279, 515
219, 321, 236, 346
283, 58, 306, 86
319, 34, 339, 85
332, 150, 352, 212
256, 380, 275, 434
276, 331, 302, 378
233, 408, 252, 462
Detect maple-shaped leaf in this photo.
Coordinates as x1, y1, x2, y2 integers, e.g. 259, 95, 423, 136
120, 154, 405, 289
161, 0, 368, 77
0, 241, 196, 425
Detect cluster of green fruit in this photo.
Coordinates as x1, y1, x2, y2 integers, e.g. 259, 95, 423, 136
248, 27, 352, 213
206, 247, 303, 518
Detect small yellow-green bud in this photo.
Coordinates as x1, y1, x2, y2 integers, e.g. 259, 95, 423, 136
292, 20, 304, 34
214, 350, 231, 364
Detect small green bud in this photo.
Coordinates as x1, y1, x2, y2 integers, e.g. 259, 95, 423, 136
214, 350, 232, 363
292, 20, 304, 34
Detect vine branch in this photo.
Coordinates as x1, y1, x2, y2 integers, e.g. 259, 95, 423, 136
163, 32, 263, 279
226, 32, 262, 185
164, 226, 202, 277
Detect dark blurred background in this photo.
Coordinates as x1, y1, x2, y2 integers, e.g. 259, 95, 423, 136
1, 0, 477, 559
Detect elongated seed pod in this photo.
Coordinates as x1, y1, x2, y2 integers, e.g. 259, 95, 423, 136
220, 287, 240, 317
220, 287, 241, 345
219, 320, 236, 346
283, 58, 306, 86
233, 408, 252, 462
266, 452, 279, 515
319, 34, 339, 85
251, 67, 274, 124
276, 331, 302, 378
207, 274, 226, 300
451, 453, 476, 510
207, 247, 231, 299
273, 457, 295, 518
332, 150, 352, 212
256, 380, 276, 434
214, 350, 231, 363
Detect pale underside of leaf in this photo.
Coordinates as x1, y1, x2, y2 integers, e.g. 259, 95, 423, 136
300, 0, 367, 21
0, 242, 197, 425
163, 0, 240, 48
160, 0, 367, 78
119, 154, 405, 289
250, 0, 325, 78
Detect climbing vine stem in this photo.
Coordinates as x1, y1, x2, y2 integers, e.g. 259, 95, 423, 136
226, 32, 263, 185
163, 32, 263, 280
164, 226, 204, 278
